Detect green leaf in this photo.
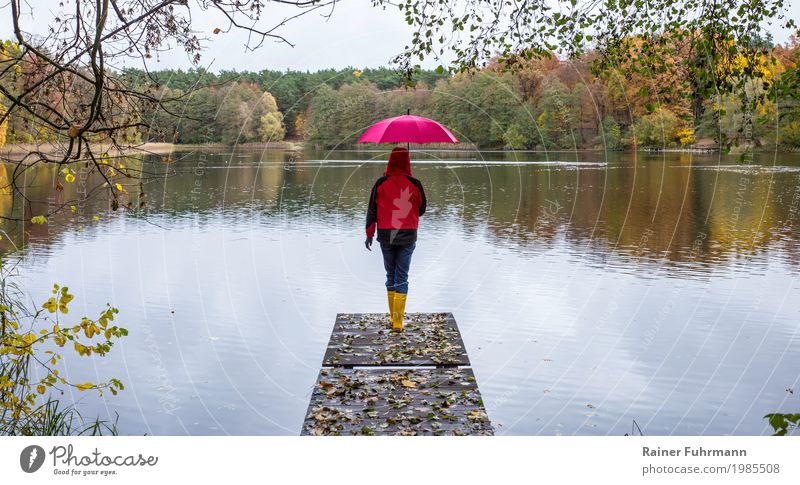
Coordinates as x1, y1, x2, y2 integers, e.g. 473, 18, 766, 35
767, 413, 788, 433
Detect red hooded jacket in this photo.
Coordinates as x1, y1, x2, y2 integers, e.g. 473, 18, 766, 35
366, 147, 427, 246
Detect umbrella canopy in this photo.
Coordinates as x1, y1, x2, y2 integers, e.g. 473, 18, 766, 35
357, 114, 458, 144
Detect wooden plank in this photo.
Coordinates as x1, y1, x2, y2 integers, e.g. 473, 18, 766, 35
322, 313, 470, 367
301, 367, 493, 436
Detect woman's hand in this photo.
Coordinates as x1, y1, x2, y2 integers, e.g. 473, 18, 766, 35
364, 237, 373, 251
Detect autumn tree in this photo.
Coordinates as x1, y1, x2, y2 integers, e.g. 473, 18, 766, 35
633, 107, 682, 148
258, 92, 286, 142
429, 71, 534, 148
0, 95, 7, 147
305, 82, 379, 147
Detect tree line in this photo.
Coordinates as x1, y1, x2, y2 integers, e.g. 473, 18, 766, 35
120, 67, 449, 145
3, 38, 800, 150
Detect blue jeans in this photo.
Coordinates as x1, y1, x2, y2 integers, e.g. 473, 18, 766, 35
381, 242, 415, 294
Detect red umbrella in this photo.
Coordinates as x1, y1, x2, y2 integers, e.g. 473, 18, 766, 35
357, 114, 458, 144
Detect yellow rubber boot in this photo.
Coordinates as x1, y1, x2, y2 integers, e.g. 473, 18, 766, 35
392, 292, 407, 331
387, 290, 396, 324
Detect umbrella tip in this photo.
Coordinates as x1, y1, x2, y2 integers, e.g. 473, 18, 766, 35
407, 108, 410, 115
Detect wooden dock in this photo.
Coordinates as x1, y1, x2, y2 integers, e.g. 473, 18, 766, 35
302, 312, 493, 436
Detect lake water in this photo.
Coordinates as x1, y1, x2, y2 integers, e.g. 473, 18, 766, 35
2, 148, 800, 435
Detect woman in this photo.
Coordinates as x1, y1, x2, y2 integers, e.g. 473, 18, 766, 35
364, 147, 427, 331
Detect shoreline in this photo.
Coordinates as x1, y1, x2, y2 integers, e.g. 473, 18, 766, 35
2, 142, 798, 158
0, 141, 305, 158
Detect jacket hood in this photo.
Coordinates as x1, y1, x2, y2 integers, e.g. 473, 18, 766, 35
384, 147, 412, 176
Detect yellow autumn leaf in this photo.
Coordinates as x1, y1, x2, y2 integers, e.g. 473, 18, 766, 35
65, 173, 75, 183
30, 215, 47, 225
42, 297, 57, 313
75, 382, 94, 391
467, 410, 486, 421
37, 384, 46, 395
74, 342, 88, 356
401, 379, 416, 388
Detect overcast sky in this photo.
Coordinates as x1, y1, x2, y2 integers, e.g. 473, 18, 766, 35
146, 0, 424, 72
2, 0, 798, 73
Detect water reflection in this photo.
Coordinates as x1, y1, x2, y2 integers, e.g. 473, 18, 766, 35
2, 149, 799, 435
7, 149, 800, 269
